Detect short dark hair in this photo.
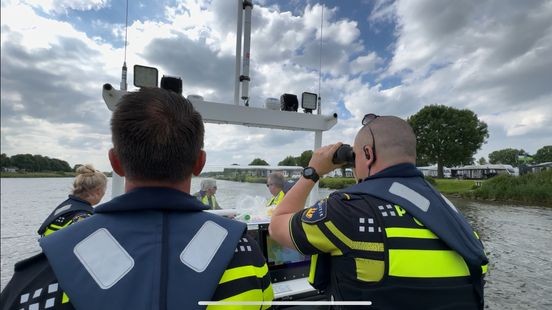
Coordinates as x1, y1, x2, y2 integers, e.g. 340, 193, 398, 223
111, 87, 204, 182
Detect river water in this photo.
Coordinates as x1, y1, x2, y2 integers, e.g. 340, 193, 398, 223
1, 177, 551, 309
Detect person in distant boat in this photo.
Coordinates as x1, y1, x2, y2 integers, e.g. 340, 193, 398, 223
193, 179, 221, 210
37, 164, 107, 237
269, 114, 488, 309
0, 87, 272, 310
266, 172, 285, 207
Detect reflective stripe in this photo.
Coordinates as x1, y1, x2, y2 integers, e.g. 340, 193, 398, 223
206, 288, 273, 310
385, 227, 438, 239
301, 223, 343, 255
482, 264, 488, 274
73, 228, 135, 289
262, 285, 274, 309
219, 264, 269, 284
308, 254, 318, 284
388, 249, 469, 278
325, 221, 384, 252
180, 221, 227, 273
201, 195, 218, 209
61, 293, 69, 304
389, 182, 430, 212
354, 258, 384, 282
53, 205, 72, 216
440, 194, 458, 213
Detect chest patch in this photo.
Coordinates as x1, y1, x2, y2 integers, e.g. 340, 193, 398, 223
301, 200, 327, 224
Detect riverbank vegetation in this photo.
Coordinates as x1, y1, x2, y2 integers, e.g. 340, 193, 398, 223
1, 171, 77, 178
463, 170, 552, 205
1, 153, 72, 172
1, 171, 113, 178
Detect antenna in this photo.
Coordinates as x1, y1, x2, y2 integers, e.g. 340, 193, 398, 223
120, 0, 129, 91
112, 0, 129, 198
317, 5, 324, 115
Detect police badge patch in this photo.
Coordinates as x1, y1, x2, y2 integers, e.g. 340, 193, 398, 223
301, 200, 327, 224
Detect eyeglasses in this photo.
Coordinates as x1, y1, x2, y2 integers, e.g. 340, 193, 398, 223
362, 113, 379, 163
266, 183, 272, 187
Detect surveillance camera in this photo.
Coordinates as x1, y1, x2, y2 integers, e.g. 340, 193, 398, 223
102, 83, 128, 111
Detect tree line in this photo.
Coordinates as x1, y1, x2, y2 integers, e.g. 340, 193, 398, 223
246, 105, 551, 179
1, 153, 72, 172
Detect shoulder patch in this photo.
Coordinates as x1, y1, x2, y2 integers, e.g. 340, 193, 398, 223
301, 200, 327, 224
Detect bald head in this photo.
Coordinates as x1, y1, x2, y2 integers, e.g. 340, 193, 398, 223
354, 116, 416, 167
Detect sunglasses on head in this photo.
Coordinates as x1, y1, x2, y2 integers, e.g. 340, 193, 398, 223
362, 113, 379, 126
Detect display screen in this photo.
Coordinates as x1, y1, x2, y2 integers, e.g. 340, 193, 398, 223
250, 223, 311, 282
266, 235, 309, 267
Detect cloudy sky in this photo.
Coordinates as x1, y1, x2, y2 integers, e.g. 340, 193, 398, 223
1, 0, 551, 172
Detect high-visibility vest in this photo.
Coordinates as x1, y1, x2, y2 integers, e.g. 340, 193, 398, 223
267, 190, 285, 207
37, 195, 93, 236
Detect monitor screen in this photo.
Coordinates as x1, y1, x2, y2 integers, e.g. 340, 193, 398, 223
252, 223, 311, 283
266, 234, 309, 267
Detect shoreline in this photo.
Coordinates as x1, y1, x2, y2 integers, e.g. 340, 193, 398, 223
2, 173, 549, 207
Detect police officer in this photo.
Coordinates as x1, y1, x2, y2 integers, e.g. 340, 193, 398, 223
1, 88, 273, 310
194, 179, 221, 210
269, 114, 488, 309
37, 164, 107, 237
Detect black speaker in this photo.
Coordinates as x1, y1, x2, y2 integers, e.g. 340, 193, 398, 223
280, 93, 299, 112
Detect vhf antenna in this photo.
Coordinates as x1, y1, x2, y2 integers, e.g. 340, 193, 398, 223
317, 5, 324, 115
120, 0, 129, 91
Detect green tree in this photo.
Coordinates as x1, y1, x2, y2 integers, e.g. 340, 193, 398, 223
408, 105, 488, 178
533, 145, 552, 163
478, 157, 487, 165
249, 158, 269, 166
297, 150, 313, 168
488, 148, 523, 166
278, 156, 297, 166
1, 153, 12, 168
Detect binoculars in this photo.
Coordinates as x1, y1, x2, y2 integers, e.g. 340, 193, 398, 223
332, 144, 355, 167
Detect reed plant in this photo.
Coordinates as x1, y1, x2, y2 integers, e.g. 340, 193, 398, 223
464, 169, 552, 205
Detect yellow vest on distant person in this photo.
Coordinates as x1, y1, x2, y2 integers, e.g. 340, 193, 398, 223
267, 190, 285, 207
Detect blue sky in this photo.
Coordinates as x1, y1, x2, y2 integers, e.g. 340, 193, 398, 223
1, 0, 551, 171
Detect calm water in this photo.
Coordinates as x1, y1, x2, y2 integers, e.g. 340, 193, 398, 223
1, 178, 551, 309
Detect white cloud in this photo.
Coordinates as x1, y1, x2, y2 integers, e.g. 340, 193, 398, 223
1, 0, 551, 173
17, 0, 108, 14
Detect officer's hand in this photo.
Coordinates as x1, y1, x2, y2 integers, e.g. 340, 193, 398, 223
308, 143, 343, 176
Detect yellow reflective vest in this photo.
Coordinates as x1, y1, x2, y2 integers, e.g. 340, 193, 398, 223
266, 190, 285, 207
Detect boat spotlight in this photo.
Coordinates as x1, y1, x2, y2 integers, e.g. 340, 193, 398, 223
134, 65, 158, 88
161, 76, 183, 95
280, 93, 298, 112
301, 92, 318, 113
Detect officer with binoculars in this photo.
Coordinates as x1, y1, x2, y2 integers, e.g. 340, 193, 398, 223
269, 114, 488, 310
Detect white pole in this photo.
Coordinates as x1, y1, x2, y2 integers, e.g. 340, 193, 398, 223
240, 0, 253, 105
112, 0, 130, 199
310, 130, 323, 205
234, 0, 243, 105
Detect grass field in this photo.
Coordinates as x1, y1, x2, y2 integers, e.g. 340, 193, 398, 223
433, 179, 477, 194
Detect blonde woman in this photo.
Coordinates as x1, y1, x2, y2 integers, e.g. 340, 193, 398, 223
37, 164, 107, 236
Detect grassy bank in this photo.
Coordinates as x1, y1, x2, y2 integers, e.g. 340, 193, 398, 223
1, 171, 77, 178
1, 171, 113, 178
432, 179, 477, 194
319, 177, 357, 189
462, 170, 552, 205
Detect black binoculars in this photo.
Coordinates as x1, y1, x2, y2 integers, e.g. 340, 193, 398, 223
332, 144, 355, 167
